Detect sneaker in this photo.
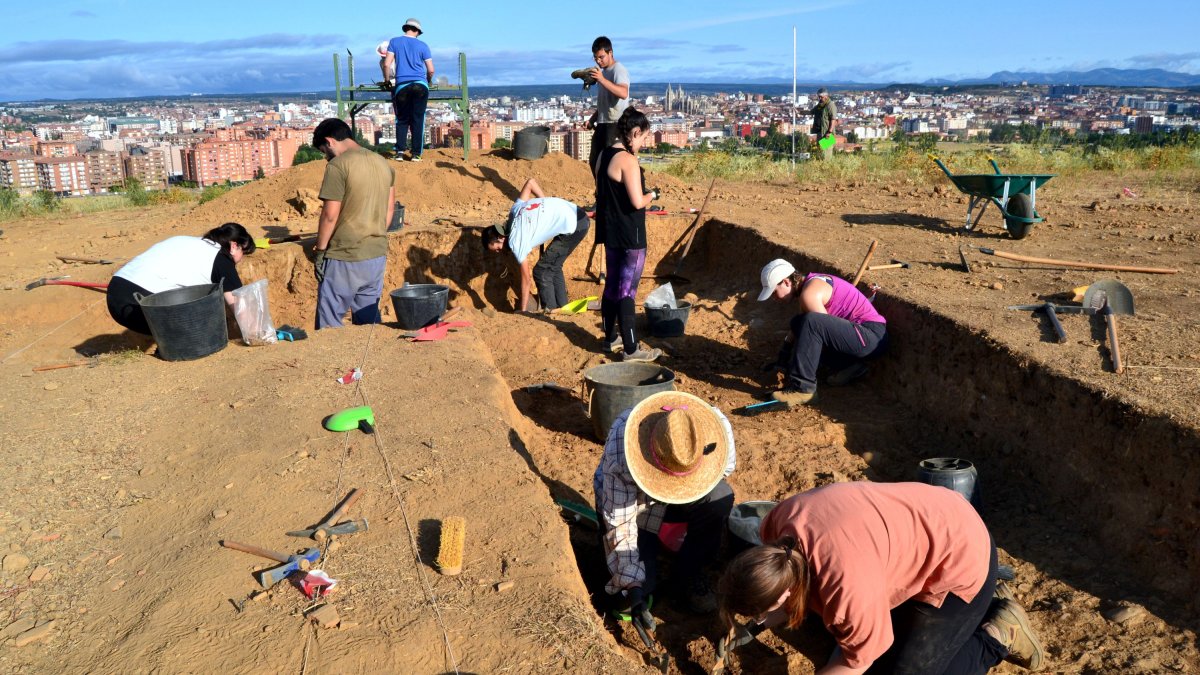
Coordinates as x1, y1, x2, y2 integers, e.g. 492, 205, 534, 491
827, 362, 869, 387
622, 347, 662, 363
602, 336, 623, 354
409, 155, 422, 162
771, 388, 817, 407
983, 598, 1044, 671
993, 580, 1016, 602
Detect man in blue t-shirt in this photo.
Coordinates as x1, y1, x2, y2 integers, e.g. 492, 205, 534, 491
385, 18, 434, 162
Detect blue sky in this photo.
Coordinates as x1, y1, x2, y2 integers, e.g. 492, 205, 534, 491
1, 0, 1198, 100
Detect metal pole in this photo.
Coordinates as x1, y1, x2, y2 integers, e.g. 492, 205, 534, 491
334, 53, 343, 119
791, 26, 796, 172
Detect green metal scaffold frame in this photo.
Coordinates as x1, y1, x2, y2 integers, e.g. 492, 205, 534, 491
333, 51, 471, 160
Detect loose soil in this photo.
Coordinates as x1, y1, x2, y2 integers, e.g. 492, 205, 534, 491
1, 148, 1197, 673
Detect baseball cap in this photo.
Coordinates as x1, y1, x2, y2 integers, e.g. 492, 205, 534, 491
403, 18, 423, 35
757, 259, 796, 301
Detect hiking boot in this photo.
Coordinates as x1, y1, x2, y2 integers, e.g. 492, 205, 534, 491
827, 362, 869, 387
771, 388, 817, 407
983, 598, 1044, 671
622, 347, 662, 363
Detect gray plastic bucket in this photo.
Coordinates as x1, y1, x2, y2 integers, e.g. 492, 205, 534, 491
917, 457, 981, 510
644, 301, 693, 338
582, 362, 675, 441
513, 126, 550, 160
390, 284, 449, 330
136, 282, 228, 361
728, 500, 777, 552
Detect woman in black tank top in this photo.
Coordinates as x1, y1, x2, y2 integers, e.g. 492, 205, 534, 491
594, 108, 661, 363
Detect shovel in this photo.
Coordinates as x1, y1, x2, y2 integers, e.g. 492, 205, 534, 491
1083, 280, 1134, 374
557, 295, 599, 315
26, 277, 109, 291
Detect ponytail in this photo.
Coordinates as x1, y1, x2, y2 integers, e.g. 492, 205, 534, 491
718, 537, 809, 632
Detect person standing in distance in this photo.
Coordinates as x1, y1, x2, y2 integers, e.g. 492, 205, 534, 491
586, 36, 630, 173
310, 118, 396, 329
386, 19, 434, 161
811, 87, 838, 160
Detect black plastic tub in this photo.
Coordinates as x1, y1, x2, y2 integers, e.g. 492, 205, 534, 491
136, 283, 228, 361
390, 284, 449, 330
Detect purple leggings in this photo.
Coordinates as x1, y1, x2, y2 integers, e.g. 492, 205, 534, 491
602, 247, 646, 301
602, 247, 646, 353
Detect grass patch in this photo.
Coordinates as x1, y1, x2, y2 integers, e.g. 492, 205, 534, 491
0, 189, 198, 222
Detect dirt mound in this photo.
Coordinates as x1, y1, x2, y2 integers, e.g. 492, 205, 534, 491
190, 148, 688, 233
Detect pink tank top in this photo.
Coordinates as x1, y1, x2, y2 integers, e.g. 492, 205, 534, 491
805, 273, 886, 325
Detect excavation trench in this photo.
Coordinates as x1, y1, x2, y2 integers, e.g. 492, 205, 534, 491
249, 217, 1200, 672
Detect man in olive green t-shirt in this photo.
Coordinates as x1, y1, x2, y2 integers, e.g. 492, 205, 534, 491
310, 118, 396, 329
811, 88, 838, 160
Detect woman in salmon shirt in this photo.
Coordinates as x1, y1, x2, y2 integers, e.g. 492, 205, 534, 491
718, 481, 1044, 674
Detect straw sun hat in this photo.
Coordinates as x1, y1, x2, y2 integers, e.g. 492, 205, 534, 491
625, 391, 730, 505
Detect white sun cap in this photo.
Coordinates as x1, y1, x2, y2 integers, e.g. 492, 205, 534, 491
757, 259, 796, 301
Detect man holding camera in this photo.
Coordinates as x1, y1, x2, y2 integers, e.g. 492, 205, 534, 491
585, 36, 631, 173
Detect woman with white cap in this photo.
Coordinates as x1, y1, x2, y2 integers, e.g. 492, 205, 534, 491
384, 19, 434, 161
757, 258, 887, 406
593, 391, 736, 625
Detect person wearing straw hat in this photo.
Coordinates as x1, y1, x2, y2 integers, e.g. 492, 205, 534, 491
384, 19, 434, 161
717, 481, 1044, 673
593, 391, 736, 625
757, 258, 888, 407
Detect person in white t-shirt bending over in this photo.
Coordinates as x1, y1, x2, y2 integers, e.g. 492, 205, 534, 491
483, 178, 591, 312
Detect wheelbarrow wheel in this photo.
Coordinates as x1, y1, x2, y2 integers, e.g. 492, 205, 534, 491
1004, 193, 1034, 240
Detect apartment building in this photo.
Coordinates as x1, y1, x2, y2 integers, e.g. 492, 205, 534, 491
125, 147, 168, 189
84, 150, 126, 192
180, 136, 298, 186
565, 129, 591, 162
36, 140, 79, 158
0, 153, 40, 194
654, 130, 689, 148
35, 156, 90, 196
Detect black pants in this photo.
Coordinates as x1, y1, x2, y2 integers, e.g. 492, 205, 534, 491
866, 538, 1007, 675
589, 122, 618, 173
787, 315, 887, 392
392, 83, 429, 156
531, 208, 590, 309
597, 479, 734, 600
106, 276, 152, 335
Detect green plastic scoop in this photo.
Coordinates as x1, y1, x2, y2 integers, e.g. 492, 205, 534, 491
325, 406, 375, 433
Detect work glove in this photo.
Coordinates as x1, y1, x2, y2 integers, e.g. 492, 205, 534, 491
716, 622, 766, 660
627, 587, 655, 632
312, 249, 327, 284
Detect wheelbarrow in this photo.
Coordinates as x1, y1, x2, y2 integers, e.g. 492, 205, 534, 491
929, 154, 1055, 239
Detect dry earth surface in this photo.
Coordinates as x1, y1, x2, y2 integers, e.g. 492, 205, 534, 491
1, 148, 1197, 674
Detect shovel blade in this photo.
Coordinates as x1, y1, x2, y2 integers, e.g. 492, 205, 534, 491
1083, 280, 1134, 315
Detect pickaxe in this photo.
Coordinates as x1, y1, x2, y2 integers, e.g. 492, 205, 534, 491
1006, 302, 1096, 344
26, 276, 109, 291
287, 488, 368, 541
220, 540, 321, 588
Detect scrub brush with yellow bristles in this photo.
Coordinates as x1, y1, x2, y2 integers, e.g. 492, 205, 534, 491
436, 517, 465, 576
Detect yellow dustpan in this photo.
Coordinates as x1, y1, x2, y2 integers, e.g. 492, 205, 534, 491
558, 295, 599, 314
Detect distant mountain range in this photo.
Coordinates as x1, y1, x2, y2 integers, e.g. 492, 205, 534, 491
921, 68, 1200, 88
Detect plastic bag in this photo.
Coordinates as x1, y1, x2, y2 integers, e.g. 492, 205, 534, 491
231, 279, 277, 345
645, 282, 677, 309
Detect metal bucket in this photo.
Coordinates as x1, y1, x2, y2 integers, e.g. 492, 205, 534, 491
917, 457, 981, 510
136, 282, 228, 361
582, 362, 675, 441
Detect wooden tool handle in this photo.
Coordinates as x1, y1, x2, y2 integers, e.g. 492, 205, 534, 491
220, 540, 289, 563
673, 178, 717, 273
1106, 310, 1124, 374
866, 263, 904, 271
1044, 305, 1068, 344
440, 307, 463, 323
850, 240, 878, 286
56, 255, 114, 264
325, 489, 362, 525
33, 362, 88, 372
979, 248, 1178, 275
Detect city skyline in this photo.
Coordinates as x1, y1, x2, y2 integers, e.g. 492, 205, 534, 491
2, 0, 1199, 101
